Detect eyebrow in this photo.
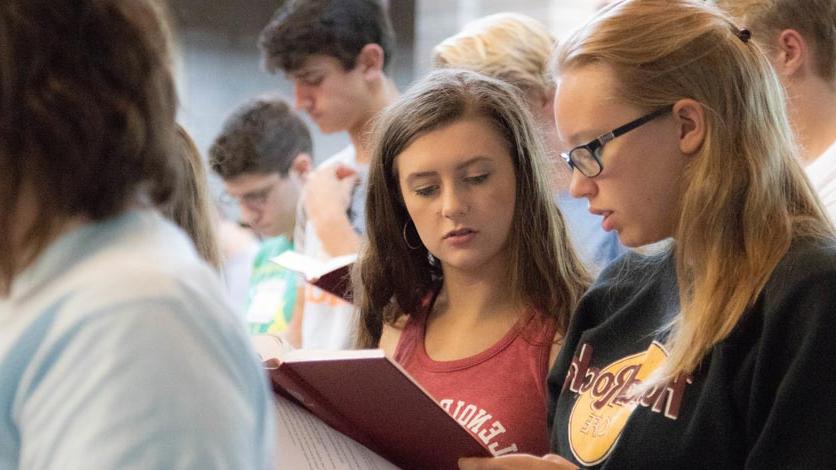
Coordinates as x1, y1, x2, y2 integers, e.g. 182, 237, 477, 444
404, 155, 493, 185
288, 68, 323, 80
565, 129, 606, 147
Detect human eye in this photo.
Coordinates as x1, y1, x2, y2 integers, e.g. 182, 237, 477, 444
243, 188, 270, 205
464, 173, 490, 185
299, 74, 323, 86
413, 185, 438, 197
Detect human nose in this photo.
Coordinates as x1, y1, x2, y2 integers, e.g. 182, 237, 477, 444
293, 83, 312, 112
440, 185, 468, 219
569, 169, 597, 200
239, 203, 260, 227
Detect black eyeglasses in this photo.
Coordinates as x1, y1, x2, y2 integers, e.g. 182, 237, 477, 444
560, 106, 673, 177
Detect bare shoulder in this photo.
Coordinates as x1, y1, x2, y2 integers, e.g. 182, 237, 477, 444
378, 314, 409, 358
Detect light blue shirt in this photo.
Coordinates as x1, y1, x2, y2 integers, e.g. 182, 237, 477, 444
555, 192, 627, 274
0, 210, 273, 470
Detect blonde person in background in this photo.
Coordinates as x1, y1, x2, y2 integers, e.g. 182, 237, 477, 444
159, 124, 223, 269
461, 0, 836, 468
433, 13, 626, 274
0, 0, 273, 468
716, 0, 836, 221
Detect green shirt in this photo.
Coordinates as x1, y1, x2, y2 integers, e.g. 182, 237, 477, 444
245, 236, 298, 334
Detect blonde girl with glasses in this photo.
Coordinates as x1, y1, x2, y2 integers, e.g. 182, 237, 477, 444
460, 0, 836, 469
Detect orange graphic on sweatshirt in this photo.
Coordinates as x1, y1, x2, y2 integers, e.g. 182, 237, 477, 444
564, 341, 692, 466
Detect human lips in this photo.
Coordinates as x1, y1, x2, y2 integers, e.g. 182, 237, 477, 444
590, 208, 615, 232
443, 227, 477, 244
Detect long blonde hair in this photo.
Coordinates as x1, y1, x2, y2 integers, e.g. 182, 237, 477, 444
553, 0, 833, 382
354, 69, 590, 348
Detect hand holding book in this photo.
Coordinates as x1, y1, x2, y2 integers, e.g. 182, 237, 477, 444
252, 335, 492, 469
270, 251, 356, 301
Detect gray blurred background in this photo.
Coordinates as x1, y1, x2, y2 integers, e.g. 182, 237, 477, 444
168, 0, 600, 209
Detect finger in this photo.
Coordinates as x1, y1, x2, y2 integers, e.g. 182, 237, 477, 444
458, 457, 490, 470
335, 164, 357, 179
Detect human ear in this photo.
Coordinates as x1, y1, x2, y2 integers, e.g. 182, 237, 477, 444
771, 29, 807, 79
356, 44, 385, 81
672, 99, 705, 156
290, 153, 313, 181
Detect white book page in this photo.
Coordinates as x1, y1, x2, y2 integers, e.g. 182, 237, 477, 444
270, 251, 357, 281
252, 334, 294, 361
273, 394, 400, 470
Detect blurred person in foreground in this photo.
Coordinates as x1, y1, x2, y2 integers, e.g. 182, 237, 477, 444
0, 1, 273, 468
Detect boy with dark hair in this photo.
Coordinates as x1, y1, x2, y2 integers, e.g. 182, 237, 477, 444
259, 0, 400, 349
210, 95, 312, 337
718, 0, 836, 220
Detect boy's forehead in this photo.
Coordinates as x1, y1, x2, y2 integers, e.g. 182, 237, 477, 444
288, 55, 344, 76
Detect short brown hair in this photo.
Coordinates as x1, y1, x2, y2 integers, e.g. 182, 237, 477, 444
208, 96, 312, 180
259, 0, 395, 73
0, 0, 178, 290
716, 0, 836, 83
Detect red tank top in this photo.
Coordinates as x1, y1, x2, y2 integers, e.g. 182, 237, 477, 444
393, 304, 556, 457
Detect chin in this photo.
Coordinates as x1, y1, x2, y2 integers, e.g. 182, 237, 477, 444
316, 120, 348, 135
619, 230, 670, 250
438, 255, 495, 274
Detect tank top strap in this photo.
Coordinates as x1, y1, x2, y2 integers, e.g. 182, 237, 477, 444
393, 289, 439, 364
516, 309, 559, 346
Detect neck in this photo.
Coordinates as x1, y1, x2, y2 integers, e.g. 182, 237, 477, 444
348, 77, 399, 165
787, 78, 836, 163
436, 253, 521, 324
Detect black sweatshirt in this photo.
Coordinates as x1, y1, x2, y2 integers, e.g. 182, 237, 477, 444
548, 237, 836, 469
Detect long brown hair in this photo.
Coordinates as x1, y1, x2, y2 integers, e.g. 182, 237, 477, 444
553, 0, 833, 382
160, 125, 222, 269
354, 69, 590, 348
0, 0, 179, 294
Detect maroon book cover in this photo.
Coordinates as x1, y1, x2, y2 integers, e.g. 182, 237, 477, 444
311, 262, 353, 302
260, 347, 492, 470
270, 252, 355, 302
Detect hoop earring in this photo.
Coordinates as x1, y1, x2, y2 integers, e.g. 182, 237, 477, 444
402, 220, 422, 250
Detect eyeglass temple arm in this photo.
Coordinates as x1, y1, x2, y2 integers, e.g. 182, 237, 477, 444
609, 106, 673, 139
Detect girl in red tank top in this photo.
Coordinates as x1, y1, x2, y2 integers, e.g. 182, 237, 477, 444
354, 70, 590, 458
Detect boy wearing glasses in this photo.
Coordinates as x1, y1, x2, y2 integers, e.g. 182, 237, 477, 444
259, 0, 399, 349
209, 96, 312, 339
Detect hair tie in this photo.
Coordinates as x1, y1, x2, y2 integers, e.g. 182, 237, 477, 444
736, 28, 752, 44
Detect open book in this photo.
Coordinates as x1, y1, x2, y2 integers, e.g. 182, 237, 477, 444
270, 251, 356, 302
252, 335, 492, 470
